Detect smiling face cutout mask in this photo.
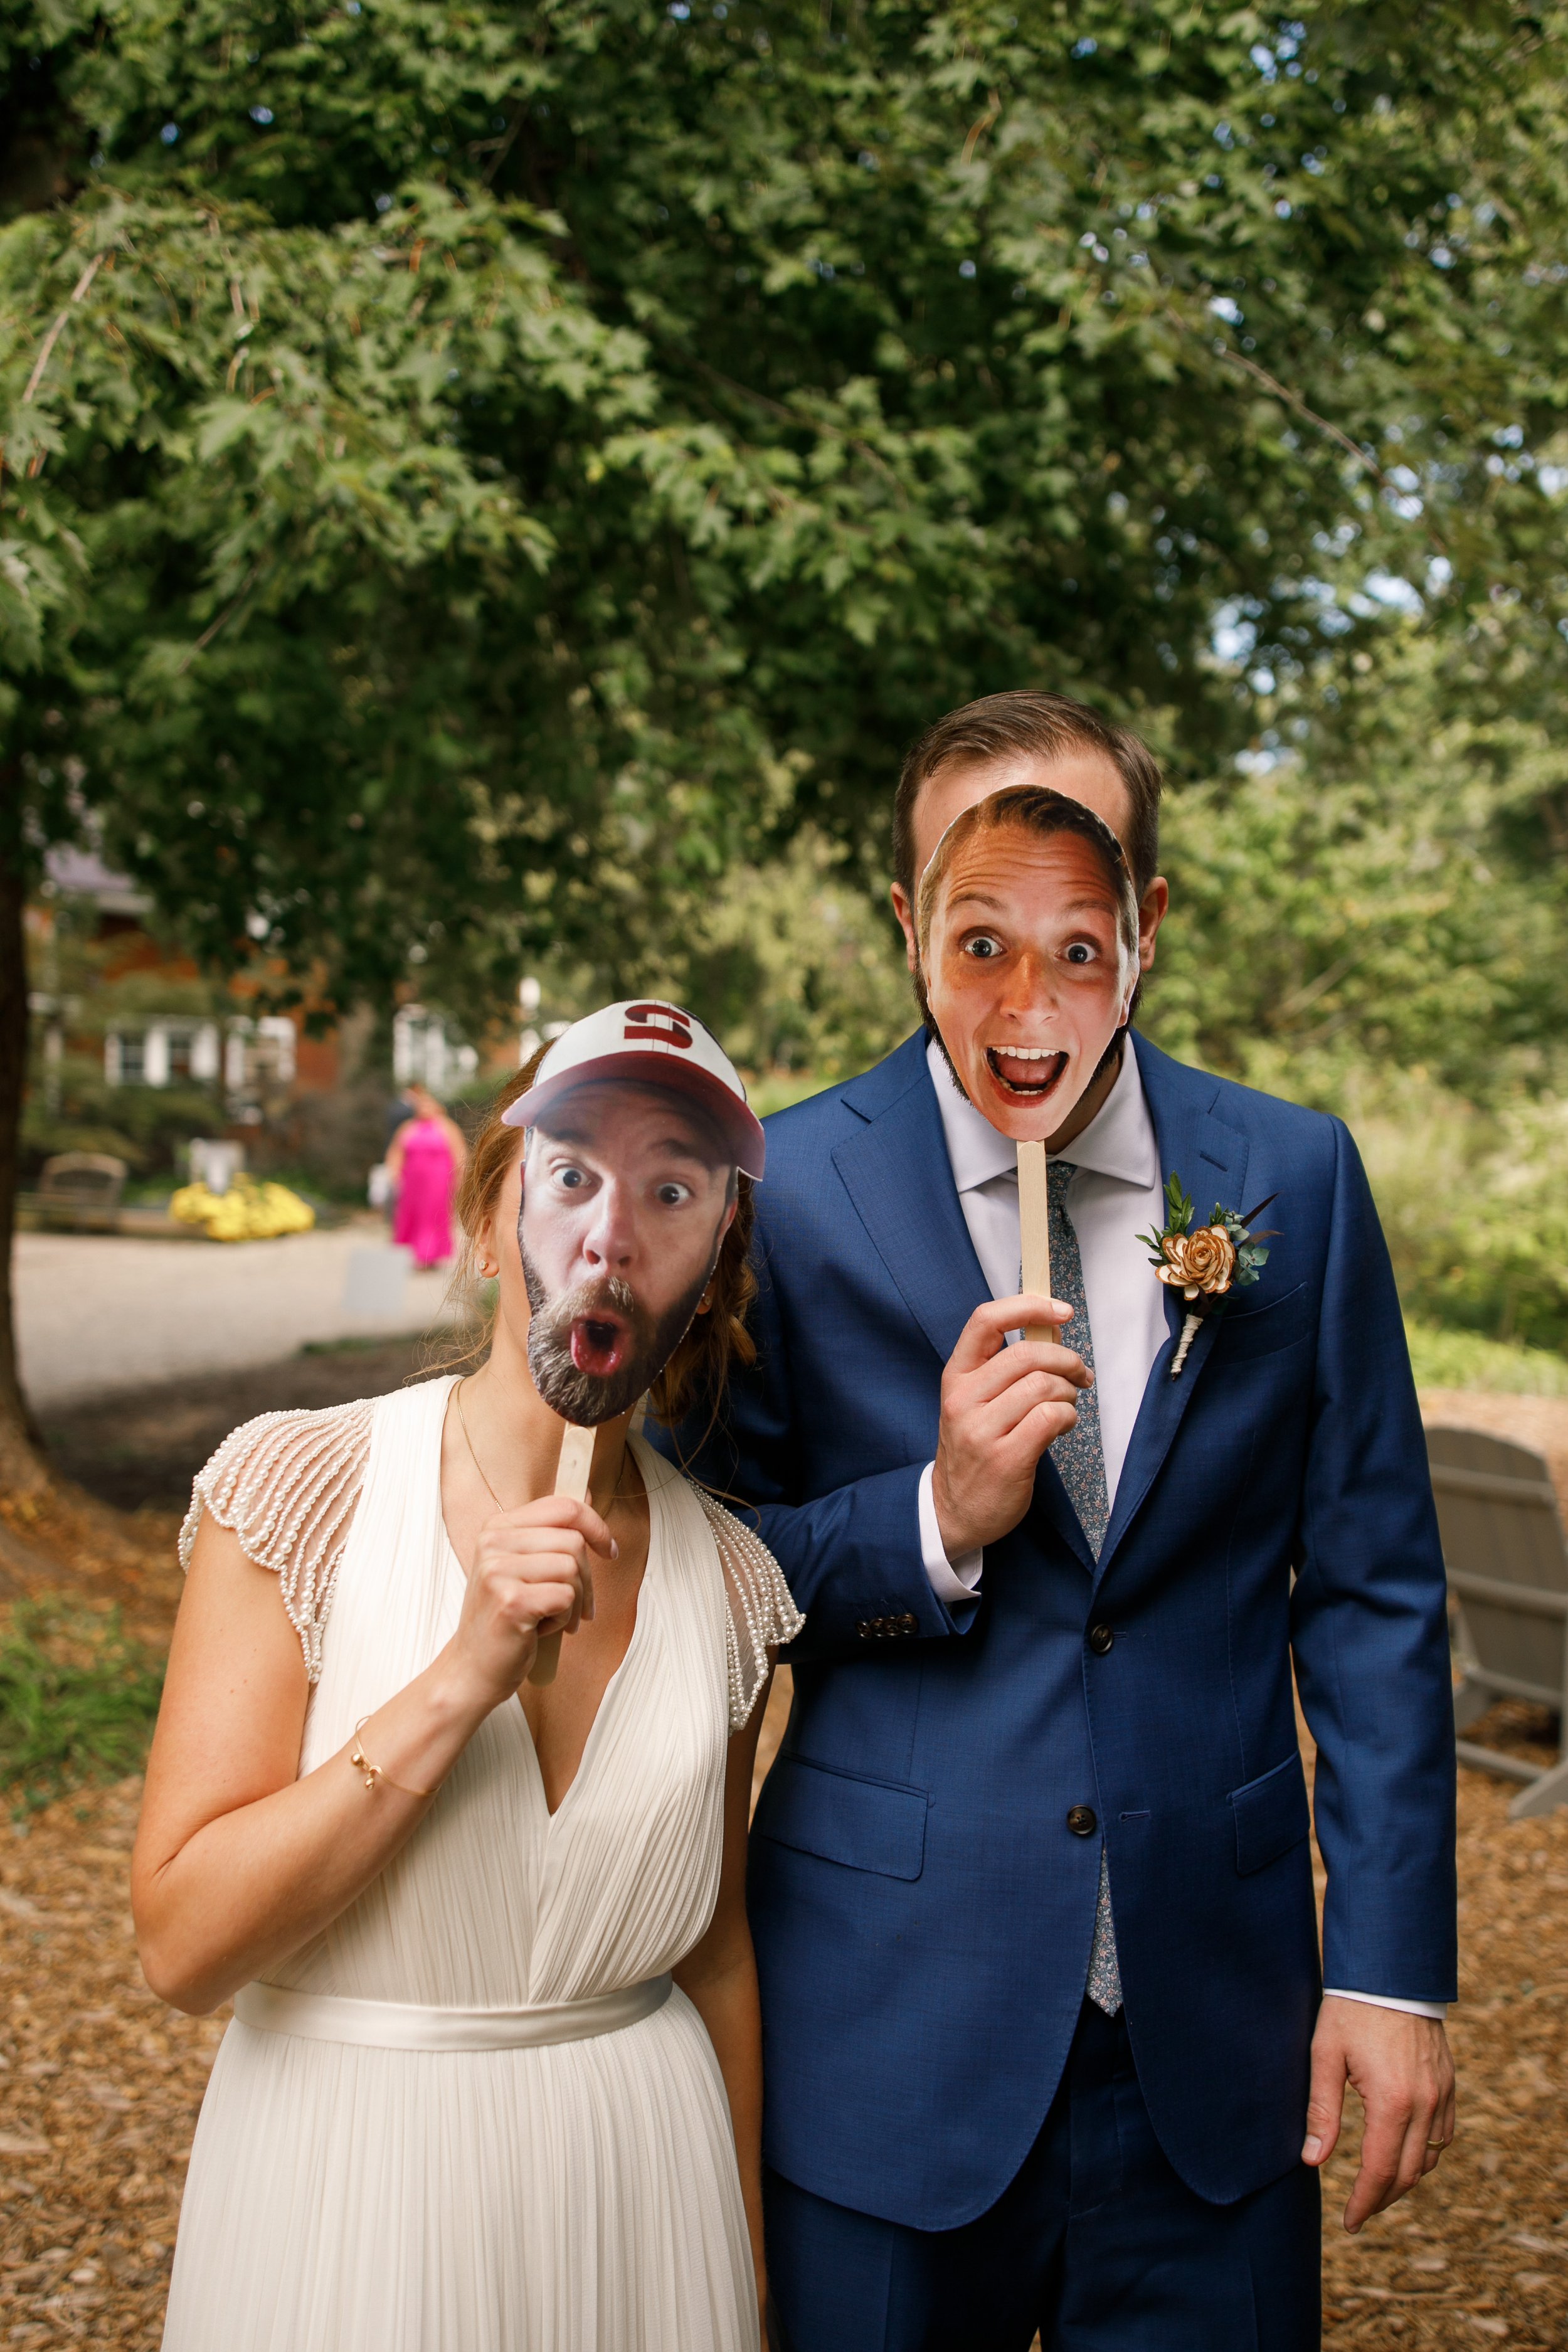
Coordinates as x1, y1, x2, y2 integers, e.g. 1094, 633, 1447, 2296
916, 783, 1141, 1145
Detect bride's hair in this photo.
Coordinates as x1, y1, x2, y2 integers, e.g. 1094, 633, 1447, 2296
449, 1044, 758, 1427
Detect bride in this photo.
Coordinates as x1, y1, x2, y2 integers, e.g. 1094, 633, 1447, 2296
132, 1004, 799, 2352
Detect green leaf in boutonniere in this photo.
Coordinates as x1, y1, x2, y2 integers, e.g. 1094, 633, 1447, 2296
1141, 1179, 1281, 1375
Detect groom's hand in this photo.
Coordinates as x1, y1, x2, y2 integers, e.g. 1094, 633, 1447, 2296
1303, 1996, 1456, 2233
932, 1295, 1093, 1558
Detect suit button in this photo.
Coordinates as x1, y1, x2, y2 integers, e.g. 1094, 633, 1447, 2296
896, 1613, 919, 1636
1066, 1806, 1098, 1838
1088, 1623, 1114, 1656
856, 1621, 874, 1640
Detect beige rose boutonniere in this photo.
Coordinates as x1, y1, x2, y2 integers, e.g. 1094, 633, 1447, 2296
1156, 1224, 1238, 1299
1139, 1175, 1279, 1375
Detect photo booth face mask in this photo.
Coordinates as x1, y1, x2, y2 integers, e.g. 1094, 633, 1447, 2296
517, 1078, 737, 1426
921, 817, 1138, 1144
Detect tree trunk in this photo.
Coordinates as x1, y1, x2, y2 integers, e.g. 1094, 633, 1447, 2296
0, 817, 46, 1494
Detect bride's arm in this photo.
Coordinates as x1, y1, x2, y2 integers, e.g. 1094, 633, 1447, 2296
673, 1672, 773, 2324
132, 1497, 608, 2016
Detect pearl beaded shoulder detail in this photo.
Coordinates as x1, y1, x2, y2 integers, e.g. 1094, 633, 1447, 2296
178, 1397, 378, 1683
687, 1485, 803, 1732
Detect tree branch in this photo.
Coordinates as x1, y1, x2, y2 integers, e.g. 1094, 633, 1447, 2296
1169, 313, 1449, 554
177, 564, 264, 672
1212, 341, 1394, 492
23, 253, 107, 406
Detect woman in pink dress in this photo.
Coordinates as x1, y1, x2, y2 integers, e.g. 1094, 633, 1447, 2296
387, 1085, 468, 1269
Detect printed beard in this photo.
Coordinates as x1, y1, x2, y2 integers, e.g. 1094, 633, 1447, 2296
520, 1252, 714, 1426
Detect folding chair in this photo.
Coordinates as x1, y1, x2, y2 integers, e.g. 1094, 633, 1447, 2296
1428, 1424, 1568, 1821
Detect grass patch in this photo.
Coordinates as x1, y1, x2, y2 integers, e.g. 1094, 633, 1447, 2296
1405, 1318, 1568, 1398
0, 1604, 166, 1816
299, 1331, 433, 1357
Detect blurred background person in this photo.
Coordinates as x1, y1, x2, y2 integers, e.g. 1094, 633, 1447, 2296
386, 1084, 468, 1270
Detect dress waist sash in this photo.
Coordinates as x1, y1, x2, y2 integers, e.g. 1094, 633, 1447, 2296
231, 1973, 672, 2052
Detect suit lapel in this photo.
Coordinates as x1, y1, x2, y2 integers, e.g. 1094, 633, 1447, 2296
1095, 1036, 1250, 1584
833, 1044, 988, 1369
834, 1037, 1098, 1577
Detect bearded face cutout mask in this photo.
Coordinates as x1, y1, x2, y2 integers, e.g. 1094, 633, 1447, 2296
502, 1002, 765, 1431
916, 785, 1142, 1144
518, 1082, 736, 1424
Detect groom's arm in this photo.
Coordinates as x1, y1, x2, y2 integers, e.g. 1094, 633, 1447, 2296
1289, 1118, 1456, 2000
1289, 1116, 1458, 2225
663, 1239, 969, 1653
662, 1242, 1088, 1657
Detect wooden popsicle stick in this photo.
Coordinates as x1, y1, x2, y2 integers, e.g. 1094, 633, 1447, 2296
1017, 1138, 1056, 1345
527, 1421, 597, 1688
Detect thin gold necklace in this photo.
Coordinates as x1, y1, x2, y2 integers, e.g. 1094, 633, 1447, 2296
454, 1378, 508, 1513
454, 1379, 642, 1513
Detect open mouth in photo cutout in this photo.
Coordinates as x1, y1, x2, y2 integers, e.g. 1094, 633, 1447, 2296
517, 1077, 738, 1427
917, 785, 1141, 1145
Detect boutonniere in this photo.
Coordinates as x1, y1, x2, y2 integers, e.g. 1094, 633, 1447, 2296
1138, 1174, 1279, 1376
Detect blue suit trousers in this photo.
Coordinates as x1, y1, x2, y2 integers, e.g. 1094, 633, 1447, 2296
765, 2002, 1321, 2352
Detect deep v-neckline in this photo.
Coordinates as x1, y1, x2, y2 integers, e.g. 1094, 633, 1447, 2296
439, 1428, 659, 1825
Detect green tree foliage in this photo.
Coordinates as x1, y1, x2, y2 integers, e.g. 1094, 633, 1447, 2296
1153, 613, 1568, 1108
603, 823, 916, 1077
8, 0, 1568, 1003
4, 0, 1568, 1442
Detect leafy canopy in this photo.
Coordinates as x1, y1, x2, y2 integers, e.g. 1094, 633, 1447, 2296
3, 0, 1567, 1031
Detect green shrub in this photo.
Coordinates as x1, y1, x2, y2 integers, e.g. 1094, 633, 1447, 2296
0, 1605, 166, 1815
629, 828, 916, 1084
21, 1054, 225, 1181
1405, 1319, 1568, 1398
1348, 1083, 1568, 1354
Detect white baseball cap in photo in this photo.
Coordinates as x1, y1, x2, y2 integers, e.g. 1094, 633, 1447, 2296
501, 1000, 766, 1180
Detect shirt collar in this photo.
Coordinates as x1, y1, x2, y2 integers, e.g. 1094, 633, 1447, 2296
926, 1034, 1159, 1196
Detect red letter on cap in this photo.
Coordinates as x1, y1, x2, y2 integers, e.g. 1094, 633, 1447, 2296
624, 1004, 694, 1048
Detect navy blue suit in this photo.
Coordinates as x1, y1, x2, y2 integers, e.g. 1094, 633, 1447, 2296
660, 1030, 1455, 2339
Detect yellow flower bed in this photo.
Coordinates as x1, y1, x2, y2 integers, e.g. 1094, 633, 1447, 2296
169, 1175, 316, 1242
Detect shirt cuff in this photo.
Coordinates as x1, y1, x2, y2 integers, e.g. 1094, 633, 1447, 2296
918, 1461, 983, 1607
1322, 1988, 1449, 2021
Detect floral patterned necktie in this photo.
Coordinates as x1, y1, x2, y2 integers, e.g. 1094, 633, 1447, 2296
1045, 1161, 1122, 2017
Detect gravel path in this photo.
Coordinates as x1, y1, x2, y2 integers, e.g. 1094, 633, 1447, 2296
14, 1229, 460, 1411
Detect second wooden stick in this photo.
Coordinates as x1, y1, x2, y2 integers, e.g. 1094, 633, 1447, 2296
1017, 1138, 1056, 1343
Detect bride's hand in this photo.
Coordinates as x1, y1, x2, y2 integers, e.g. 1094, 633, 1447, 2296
447, 1498, 617, 1709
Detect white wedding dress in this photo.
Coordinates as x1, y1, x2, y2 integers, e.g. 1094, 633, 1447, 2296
159, 1375, 800, 2352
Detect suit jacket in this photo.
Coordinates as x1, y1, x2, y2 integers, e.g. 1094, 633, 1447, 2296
657, 1029, 1457, 2227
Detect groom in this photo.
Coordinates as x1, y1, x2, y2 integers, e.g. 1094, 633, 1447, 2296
665, 690, 1457, 2349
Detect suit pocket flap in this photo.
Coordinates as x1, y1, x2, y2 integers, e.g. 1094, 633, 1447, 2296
756, 1755, 928, 1882
1212, 1283, 1311, 1364
1229, 1754, 1310, 1876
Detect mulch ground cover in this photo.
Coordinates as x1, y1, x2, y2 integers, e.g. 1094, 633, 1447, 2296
0, 1374, 1564, 2343
1, 1742, 1564, 2348
0, 1774, 219, 2347
1315, 1704, 1568, 2346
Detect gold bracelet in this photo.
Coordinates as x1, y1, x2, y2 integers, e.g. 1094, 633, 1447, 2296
349, 1718, 435, 1799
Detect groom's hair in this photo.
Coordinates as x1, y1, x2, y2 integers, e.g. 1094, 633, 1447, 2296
894, 690, 1162, 902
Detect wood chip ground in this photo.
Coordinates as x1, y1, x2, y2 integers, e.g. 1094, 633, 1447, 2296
1, 1379, 1564, 2343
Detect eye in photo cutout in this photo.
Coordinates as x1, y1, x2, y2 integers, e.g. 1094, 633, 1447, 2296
916, 783, 1142, 1145
503, 1002, 765, 1429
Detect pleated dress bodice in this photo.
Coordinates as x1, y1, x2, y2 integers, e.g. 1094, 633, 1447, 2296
277, 1379, 729, 2012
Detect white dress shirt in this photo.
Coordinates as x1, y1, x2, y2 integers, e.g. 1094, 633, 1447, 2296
913, 1036, 1444, 2021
